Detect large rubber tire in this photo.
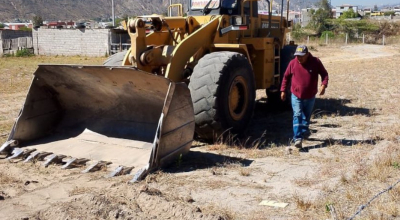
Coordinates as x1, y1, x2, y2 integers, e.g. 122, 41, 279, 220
103, 51, 127, 66
188, 52, 256, 140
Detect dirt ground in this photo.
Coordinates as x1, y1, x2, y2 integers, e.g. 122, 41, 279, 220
1, 44, 400, 220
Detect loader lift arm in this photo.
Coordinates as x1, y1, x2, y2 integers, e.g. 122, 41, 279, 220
126, 15, 222, 82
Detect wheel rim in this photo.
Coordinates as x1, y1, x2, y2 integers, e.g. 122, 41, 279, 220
228, 75, 248, 121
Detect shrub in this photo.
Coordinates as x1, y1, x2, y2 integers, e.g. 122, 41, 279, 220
320, 31, 335, 40
292, 28, 308, 41
15, 49, 34, 57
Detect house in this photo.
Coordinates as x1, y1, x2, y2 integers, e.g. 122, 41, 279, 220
360, 8, 371, 16
3, 23, 32, 30
46, 21, 75, 29
335, 4, 358, 19
300, 8, 313, 27
287, 10, 301, 24
393, 7, 400, 15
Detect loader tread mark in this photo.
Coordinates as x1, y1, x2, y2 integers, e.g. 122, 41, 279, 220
189, 52, 255, 140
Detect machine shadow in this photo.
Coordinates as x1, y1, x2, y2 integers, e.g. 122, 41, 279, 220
162, 150, 254, 173
313, 98, 371, 117
163, 97, 372, 173
299, 137, 378, 153
242, 97, 372, 148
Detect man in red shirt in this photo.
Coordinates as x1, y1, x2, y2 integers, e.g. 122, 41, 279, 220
280, 45, 329, 148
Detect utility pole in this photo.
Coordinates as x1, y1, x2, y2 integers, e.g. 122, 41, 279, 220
299, 0, 303, 27
112, 0, 115, 27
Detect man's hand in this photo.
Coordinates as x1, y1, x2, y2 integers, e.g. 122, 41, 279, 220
319, 85, 326, 96
281, 92, 286, 101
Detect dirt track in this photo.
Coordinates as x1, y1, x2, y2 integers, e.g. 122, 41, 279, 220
1, 44, 400, 220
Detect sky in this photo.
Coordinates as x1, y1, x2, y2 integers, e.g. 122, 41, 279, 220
331, 0, 400, 7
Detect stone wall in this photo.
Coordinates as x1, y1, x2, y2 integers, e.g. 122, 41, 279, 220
33, 28, 110, 57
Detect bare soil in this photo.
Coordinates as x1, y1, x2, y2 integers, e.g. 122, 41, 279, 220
1, 45, 400, 220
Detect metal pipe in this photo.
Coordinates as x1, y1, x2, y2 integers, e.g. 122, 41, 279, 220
287, 0, 290, 21
169, 0, 172, 16
280, 0, 284, 26
112, 0, 115, 27
266, 0, 272, 36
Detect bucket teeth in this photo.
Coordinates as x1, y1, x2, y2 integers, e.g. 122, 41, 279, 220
43, 154, 66, 167
0, 140, 18, 156
130, 167, 149, 183
24, 151, 52, 163
82, 161, 112, 173
7, 148, 37, 161
108, 165, 134, 178
61, 158, 90, 169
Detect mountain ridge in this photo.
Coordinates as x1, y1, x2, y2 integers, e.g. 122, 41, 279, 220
0, 0, 320, 22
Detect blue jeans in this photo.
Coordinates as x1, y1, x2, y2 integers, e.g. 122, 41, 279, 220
291, 94, 315, 141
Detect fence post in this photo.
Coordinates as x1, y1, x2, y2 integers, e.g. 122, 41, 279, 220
383, 35, 385, 45
326, 33, 328, 45
345, 33, 348, 45
307, 36, 309, 44
363, 34, 365, 44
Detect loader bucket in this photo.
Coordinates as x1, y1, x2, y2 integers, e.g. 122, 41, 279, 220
0, 65, 195, 181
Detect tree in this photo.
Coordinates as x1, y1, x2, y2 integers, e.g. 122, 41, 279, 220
32, 15, 43, 28
341, 8, 358, 19
309, 0, 332, 35
115, 14, 129, 27
384, 11, 395, 16
373, 5, 378, 11
19, 26, 32, 31
0, 23, 4, 28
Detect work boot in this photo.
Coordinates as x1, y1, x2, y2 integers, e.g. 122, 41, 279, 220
294, 139, 302, 148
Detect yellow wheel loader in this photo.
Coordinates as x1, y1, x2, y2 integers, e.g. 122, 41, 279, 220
1, 0, 296, 181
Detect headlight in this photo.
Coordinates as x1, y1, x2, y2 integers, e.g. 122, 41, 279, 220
232, 16, 242, 25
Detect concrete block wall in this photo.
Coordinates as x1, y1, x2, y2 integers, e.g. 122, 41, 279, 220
0, 30, 32, 40
33, 28, 110, 57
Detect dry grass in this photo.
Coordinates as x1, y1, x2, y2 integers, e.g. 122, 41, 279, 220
2, 46, 400, 220
68, 186, 95, 197
293, 174, 320, 187
0, 170, 22, 185
0, 56, 104, 93
238, 166, 251, 176
292, 192, 314, 211
206, 136, 288, 159
200, 204, 235, 220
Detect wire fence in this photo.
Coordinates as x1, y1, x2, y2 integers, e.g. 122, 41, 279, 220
288, 33, 400, 46
347, 178, 400, 220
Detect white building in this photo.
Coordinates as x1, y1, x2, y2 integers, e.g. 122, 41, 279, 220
301, 8, 314, 27
394, 7, 400, 15
335, 4, 358, 18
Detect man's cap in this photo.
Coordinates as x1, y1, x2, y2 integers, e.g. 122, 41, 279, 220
294, 45, 308, 56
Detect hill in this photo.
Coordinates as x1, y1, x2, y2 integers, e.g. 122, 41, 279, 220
0, 0, 319, 22
0, 0, 183, 22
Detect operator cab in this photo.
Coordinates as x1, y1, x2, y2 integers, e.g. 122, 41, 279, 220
188, 0, 258, 17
